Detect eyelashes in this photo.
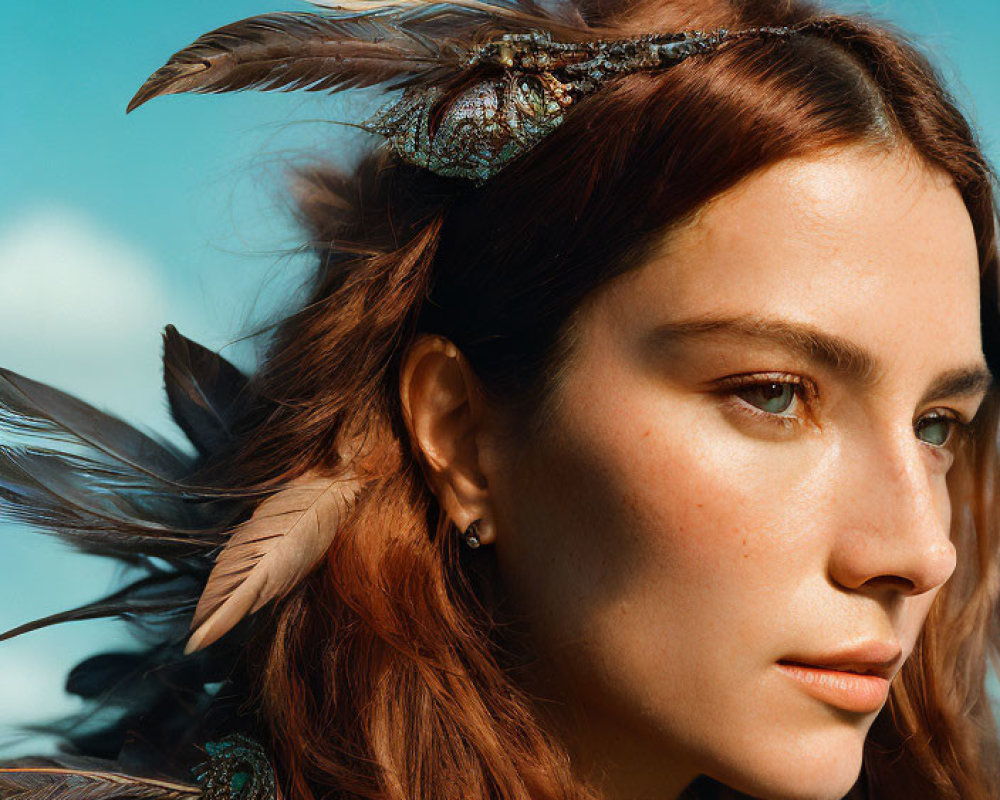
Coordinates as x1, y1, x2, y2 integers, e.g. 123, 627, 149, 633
713, 372, 975, 455
913, 411, 975, 451
714, 373, 815, 433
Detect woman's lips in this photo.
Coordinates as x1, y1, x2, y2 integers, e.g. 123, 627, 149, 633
775, 661, 890, 713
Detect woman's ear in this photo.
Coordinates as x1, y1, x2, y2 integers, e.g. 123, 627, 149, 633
399, 334, 497, 546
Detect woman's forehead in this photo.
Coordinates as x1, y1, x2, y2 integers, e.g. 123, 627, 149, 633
667, 146, 970, 262
600, 147, 981, 350
560, 145, 988, 403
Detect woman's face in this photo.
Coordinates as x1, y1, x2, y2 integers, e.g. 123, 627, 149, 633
481, 146, 991, 799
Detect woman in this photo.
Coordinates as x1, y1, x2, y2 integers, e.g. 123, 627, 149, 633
1, 0, 999, 798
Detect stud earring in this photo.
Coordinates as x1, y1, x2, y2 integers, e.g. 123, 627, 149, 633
463, 520, 482, 549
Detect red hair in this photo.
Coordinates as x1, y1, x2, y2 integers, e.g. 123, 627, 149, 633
194, 1, 1000, 797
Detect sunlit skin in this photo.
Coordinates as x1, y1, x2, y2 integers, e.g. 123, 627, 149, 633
400, 145, 991, 800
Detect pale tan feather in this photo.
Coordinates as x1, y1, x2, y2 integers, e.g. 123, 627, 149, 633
308, 0, 535, 17
185, 468, 365, 654
0, 763, 201, 800
304, 0, 590, 33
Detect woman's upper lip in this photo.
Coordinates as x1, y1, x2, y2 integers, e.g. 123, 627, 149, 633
779, 641, 902, 680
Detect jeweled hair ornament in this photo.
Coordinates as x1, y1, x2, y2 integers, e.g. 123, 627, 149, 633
127, 0, 825, 183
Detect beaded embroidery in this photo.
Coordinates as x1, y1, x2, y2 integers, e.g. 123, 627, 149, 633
193, 736, 277, 800
361, 27, 794, 183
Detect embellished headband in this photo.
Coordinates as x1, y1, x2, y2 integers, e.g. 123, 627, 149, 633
362, 27, 800, 182
127, 2, 822, 183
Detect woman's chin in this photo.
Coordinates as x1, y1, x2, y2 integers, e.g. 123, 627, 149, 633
703, 727, 867, 800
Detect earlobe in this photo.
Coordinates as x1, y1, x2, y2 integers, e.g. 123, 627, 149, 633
399, 334, 497, 546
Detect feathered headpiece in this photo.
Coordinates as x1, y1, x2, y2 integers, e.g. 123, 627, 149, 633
125, 0, 816, 183
0, 1, 827, 797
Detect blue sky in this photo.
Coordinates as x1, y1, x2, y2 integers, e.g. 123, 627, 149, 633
0, 0, 998, 754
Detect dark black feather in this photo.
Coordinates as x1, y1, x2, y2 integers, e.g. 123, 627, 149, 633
0, 447, 218, 559
0, 570, 201, 644
0, 369, 188, 481
162, 326, 249, 460
65, 652, 156, 702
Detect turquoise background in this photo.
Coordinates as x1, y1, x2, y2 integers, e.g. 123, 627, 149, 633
0, 0, 997, 754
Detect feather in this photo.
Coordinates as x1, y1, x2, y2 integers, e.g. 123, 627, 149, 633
162, 326, 249, 459
0, 570, 199, 644
64, 651, 162, 702
127, 12, 467, 113
0, 756, 200, 800
126, 0, 600, 116
185, 467, 365, 654
0, 368, 189, 481
0, 447, 217, 559
306, 0, 587, 29
521, 0, 586, 26
0, 358, 246, 562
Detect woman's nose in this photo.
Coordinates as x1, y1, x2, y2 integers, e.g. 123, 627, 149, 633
825, 423, 958, 598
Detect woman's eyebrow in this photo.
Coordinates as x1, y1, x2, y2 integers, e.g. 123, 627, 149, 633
649, 313, 994, 401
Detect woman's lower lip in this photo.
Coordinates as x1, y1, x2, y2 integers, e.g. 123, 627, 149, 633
775, 661, 889, 713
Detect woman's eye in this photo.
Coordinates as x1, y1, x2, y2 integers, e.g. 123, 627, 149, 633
734, 381, 798, 415
714, 373, 813, 431
717, 375, 975, 457
915, 415, 950, 447
914, 412, 969, 449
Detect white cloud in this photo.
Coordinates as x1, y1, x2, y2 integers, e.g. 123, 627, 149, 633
0, 653, 84, 726
0, 206, 166, 752
0, 206, 166, 337
0, 205, 175, 427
